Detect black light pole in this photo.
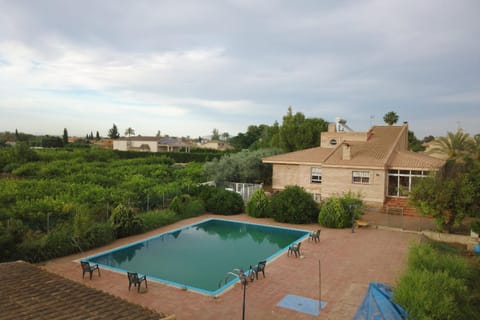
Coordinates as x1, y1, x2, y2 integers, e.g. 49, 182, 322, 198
222, 269, 248, 320
242, 277, 246, 320
350, 205, 356, 233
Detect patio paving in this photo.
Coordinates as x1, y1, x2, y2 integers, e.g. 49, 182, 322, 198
40, 214, 420, 319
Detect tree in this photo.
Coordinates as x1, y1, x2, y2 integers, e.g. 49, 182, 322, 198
408, 130, 425, 152
427, 129, 471, 161
125, 127, 135, 137
280, 106, 305, 152
221, 132, 229, 141
246, 189, 271, 218
96, 131, 100, 140
204, 148, 280, 186
108, 124, 120, 139
109, 204, 143, 238
409, 162, 480, 232
383, 111, 399, 125
278, 107, 328, 152
211, 128, 220, 140
62, 128, 68, 145
472, 134, 480, 160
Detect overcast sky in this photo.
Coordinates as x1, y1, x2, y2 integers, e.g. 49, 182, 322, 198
1, 0, 479, 139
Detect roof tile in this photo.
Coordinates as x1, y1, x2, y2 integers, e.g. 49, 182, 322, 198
0, 261, 167, 320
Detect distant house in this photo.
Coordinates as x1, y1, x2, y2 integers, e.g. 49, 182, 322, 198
196, 140, 233, 151
263, 121, 445, 214
113, 136, 191, 152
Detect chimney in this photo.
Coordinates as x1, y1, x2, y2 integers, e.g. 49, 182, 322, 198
342, 143, 351, 160
328, 123, 336, 132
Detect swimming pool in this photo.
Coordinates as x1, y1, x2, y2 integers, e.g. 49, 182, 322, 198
84, 218, 309, 295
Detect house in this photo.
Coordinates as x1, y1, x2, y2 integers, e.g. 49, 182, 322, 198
113, 136, 191, 152
196, 140, 233, 151
262, 120, 445, 214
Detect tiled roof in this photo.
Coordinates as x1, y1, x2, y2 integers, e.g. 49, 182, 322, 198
323, 126, 405, 167
262, 125, 444, 170
0, 261, 167, 320
262, 146, 333, 165
388, 151, 446, 169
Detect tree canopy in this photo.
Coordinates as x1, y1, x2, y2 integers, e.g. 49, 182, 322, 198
428, 129, 473, 161
125, 127, 135, 137
409, 160, 480, 232
229, 107, 328, 152
383, 111, 399, 125
108, 123, 120, 139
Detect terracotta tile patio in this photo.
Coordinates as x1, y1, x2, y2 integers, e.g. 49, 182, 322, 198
40, 214, 420, 319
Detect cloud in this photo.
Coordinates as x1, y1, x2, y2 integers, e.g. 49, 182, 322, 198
0, 0, 479, 138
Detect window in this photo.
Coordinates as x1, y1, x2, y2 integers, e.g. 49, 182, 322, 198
352, 171, 370, 184
387, 169, 430, 197
311, 167, 322, 184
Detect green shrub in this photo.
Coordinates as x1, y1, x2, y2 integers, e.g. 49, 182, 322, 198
84, 222, 114, 248
141, 209, 177, 231
270, 186, 319, 224
395, 269, 468, 319
394, 243, 477, 319
246, 189, 271, 218
169, 194, 205, 218
15, 230, 46, 263
190, 185, 244, 215
109, 204, 143, 238
318, 192, 363, 228
182, 198, 205, 218
190, 184, 217, 203
169, 194, 192, 214
407, 243, 471, 280
43, 223, 76, 259
206, 189, 244, 215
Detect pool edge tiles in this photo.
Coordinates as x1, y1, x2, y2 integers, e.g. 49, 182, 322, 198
82, 218, 310, 296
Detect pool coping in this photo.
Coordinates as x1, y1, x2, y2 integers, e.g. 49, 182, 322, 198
81, 218, 311, 297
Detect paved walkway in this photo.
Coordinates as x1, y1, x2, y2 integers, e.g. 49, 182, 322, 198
40, 214, 420, 319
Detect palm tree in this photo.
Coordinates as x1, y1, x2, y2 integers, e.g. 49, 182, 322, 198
125, 127, 135, 137
221, 132, 230, 141
472, 134, 480, 160
383, 111, 399, 125
427, 129, 471, 161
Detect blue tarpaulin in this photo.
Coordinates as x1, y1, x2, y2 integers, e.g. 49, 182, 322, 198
353, 282, 408, 320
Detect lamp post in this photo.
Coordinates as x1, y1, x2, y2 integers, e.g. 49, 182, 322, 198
349, 205, 356, 233
241, 274, 247, 320
222, 269, 248, 320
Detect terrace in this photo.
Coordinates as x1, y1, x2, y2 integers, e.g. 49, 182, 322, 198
41, 213, 420, 319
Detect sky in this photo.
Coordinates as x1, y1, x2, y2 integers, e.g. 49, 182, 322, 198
0, 0, 479, 139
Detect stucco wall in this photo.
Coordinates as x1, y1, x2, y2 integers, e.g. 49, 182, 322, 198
112, 140, 128, 151
320, 131, 368, 148
322, 167, 386, 206
272, 164, 386, 206
130, 140, 158, 152
112, 140, 158, 152
272, 164, 322, 193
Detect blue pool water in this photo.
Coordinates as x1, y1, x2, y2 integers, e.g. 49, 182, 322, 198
85, 218, 308, 295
